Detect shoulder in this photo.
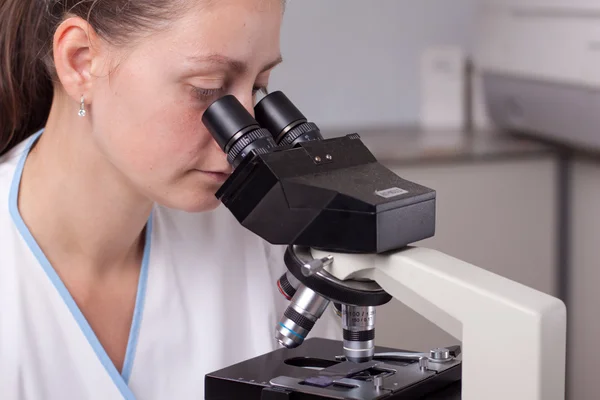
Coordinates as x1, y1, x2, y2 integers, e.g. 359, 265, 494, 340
0, 137, 30, 185
0, 137, 34, 296
0, 137, 31, 215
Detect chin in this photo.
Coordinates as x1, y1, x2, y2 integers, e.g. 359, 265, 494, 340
186, 200, 222, 213
181, 199, 222, 213
155, 192, 222, 214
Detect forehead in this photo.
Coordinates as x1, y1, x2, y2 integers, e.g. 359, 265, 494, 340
163, 0, 283, 67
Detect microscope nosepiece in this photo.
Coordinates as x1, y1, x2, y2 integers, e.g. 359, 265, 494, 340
275, 285, 330, 348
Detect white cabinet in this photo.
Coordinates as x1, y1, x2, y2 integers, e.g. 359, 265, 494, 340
373, 157, 558, 352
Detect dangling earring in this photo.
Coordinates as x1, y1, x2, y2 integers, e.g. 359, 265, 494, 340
78, 96, 87, 117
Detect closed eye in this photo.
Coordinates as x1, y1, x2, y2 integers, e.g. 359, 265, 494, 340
192, 86, 268, 102
192, 87, 224, 100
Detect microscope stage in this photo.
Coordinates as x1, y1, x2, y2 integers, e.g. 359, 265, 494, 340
205, 338, 461, 399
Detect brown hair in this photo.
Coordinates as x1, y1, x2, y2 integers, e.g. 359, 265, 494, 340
0, 0, 187, 156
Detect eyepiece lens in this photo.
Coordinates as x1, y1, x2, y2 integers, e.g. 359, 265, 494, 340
203, 95, 259, 151
254, 91, 323, 146
255, 91, 306, 140
202, 95, 276, 168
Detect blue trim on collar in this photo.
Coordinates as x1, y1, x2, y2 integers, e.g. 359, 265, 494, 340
121, 215, 153, 383
9, 129, 153, 399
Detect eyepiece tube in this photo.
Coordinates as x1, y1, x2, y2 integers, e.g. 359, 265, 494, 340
255, 91, 306, 141
254, 91, 323, 146
275, 285, 330, 349
202, 95, 277, 168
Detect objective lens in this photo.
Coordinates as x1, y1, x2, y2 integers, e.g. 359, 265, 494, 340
202, 95, 277, 168
342, 305, 376, 363
254, 91, 323, 146
275, 285, 330, 349
277, 271, 300, 301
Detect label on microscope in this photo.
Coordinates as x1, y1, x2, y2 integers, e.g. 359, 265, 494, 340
375, 187, 408, 198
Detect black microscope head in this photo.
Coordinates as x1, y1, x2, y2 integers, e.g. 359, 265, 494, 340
203, 92, 436, 254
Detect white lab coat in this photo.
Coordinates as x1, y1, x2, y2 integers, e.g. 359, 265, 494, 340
0, 131, 341, 399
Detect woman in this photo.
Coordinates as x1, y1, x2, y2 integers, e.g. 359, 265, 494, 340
0, 0, 340, 398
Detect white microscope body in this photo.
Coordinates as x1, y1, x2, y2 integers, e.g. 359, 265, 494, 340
201, 89, 567, 400
309, 246, 567, 400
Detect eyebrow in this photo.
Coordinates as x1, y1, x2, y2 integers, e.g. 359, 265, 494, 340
187, 54, 283, 74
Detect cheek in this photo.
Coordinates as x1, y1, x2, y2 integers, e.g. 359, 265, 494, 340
135, 102, 207, 166
91, 70, 210, 177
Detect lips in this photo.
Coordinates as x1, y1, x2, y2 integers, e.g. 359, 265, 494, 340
203, 170, 231, 177
199, 170, 231, 182
196, 166, 231, 175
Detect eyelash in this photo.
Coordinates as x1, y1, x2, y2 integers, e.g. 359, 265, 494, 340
192, 86, 268, 101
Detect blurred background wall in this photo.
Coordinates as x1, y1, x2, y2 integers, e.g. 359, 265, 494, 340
270, 0, 477, 129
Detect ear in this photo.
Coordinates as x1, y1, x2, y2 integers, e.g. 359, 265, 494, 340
52, 17, 104, 105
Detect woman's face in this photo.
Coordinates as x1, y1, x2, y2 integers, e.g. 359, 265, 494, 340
89, 0, 283, 212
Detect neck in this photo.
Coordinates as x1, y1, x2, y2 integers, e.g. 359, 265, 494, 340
18, 92, 153, 275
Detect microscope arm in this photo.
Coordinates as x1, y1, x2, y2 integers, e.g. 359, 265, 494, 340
310, 246, 567, 400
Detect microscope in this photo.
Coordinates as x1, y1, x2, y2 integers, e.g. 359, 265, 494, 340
200, 91, 567, 400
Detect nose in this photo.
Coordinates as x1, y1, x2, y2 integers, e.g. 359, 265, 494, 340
237, 93, 256, 119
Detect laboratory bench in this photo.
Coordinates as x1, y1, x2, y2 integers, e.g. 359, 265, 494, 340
323, 127, 556, 166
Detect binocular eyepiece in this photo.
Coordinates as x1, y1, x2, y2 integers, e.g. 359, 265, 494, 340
202, 92, 330, 350
202, 91, 323, 167
202, 92, 377, 363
